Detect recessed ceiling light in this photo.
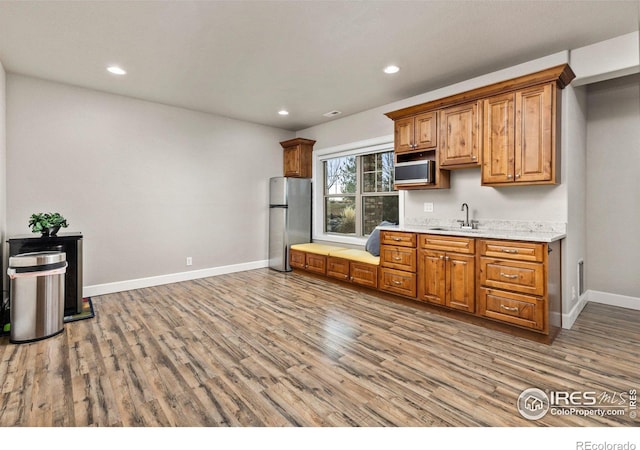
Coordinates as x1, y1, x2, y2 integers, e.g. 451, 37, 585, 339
383, 65, 400, 74
107, 66, 126, 75
278, 110, 289, 116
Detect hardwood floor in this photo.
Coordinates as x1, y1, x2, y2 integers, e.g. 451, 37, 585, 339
0, 268, 638, 427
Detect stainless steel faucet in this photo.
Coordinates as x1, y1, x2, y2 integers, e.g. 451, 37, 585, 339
458, 202, 478, 229
460, 203, 470, 228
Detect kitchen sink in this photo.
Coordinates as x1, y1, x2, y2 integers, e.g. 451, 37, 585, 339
428, 226, 480, 233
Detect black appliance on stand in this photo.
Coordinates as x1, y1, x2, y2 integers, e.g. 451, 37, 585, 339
7, 232, 83, 316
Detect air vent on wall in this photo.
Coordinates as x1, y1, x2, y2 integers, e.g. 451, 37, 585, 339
578, 259, 585, 296
323, 110, 342, 117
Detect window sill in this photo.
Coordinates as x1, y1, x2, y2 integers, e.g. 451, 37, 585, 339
312, 233, 368, 249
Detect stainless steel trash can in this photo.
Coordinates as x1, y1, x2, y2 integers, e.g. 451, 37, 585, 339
7, 251, 67, 343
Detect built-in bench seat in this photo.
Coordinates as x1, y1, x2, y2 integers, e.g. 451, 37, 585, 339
290, 243, 379, 288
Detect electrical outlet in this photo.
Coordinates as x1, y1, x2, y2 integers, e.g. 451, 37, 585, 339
186, 257, 193, 266
571, 286, 576, 300
423, 202, 434, 213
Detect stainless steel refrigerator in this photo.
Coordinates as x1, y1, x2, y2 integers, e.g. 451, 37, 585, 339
269, 177, 312, 272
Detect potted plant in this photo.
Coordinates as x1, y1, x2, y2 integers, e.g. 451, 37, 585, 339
28, 212, 69, 236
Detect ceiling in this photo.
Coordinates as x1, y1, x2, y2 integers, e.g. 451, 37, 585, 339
0, 1, 638, 131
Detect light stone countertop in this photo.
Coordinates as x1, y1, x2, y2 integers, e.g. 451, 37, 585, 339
378, 221, 566, 243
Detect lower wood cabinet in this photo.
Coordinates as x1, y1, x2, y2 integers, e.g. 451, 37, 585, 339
327, 256, 378, 288
417, 249, 475, 312
379, 231, 417, 298
380, 267, 417, 297
290, 234, 561, 340
350, 262, 378, 288
477, 239, 560, 335
290, 249, 327, 275
478, 287, 545, 331
417, 234, 476, 312
480, 257, 544, 296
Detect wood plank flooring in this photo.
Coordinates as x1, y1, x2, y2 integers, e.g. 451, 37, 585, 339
0, 268, 638, 426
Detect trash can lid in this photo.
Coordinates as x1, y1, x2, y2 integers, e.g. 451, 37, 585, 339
9, 251, 67, 268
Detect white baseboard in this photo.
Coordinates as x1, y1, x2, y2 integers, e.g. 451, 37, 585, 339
562, 293, 589, 329
562, 289, 640, 329
586, 289, 640, 311
83, 259, 269, 297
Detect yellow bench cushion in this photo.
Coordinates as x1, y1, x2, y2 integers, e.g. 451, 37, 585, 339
329, 249, 380, 266
290, 243, 346, 256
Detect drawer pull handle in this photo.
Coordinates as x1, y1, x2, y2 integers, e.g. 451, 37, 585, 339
500, 273, 519, 279
393, 280, 402, 285
393, 256, 402, 261
500, 305, 519, 312
502, 249, 519, 254
393, 237, 402, 242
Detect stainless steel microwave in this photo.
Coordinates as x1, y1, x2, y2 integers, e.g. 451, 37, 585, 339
394, 160, 435, 185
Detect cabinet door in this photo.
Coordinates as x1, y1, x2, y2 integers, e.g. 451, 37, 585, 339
283, 146, 301, 177
350, 263, 378, 288
482, 93, 515, 184
327, 257, 350, 281
515, 83, 553, 183
446, 253, 475, 312
414, 111, 437, 149
417, 250, 446, 305
394, 117, 415, 153
439, 102, 480, 167
289, 249, 306, 269
306, 253, 327, 275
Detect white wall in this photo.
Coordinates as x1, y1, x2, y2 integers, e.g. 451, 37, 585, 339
6, 75, 292, 292
586, 74, 640, 299
0, 61, 6, 300
571, 31, 639, 86
561, 84, 588, 318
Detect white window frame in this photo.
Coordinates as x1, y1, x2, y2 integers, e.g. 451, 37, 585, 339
312, 135, 404, 246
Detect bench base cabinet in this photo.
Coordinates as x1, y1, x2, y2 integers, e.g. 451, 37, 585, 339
290, 249, 328, 275
327, 256, 378, 289
290, 235, 561, 342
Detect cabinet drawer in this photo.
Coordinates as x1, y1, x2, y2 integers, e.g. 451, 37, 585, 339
380, 231, 417, 248
419, 234, 475, 254
480, 257, 544, 296
327, 257, 350, 281
380, 268, 417, 298
479, 240, 544, 262
305, 253, 327, 275
478, 288, 545, 331
290, 249, 306, 269
380, 246, 417, 271
350, 262, 378, 289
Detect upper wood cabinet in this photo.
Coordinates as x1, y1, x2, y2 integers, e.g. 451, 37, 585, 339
385, 64, 575, 189
394, 111, 437, 154
482, 83, 555, 185
439, 101, 481, 168
280, 138, 315, 178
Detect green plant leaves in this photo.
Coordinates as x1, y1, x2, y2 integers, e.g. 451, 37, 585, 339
28, 212, 69, 233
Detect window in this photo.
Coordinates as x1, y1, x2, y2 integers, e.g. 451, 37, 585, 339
323, 150, 398, 237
